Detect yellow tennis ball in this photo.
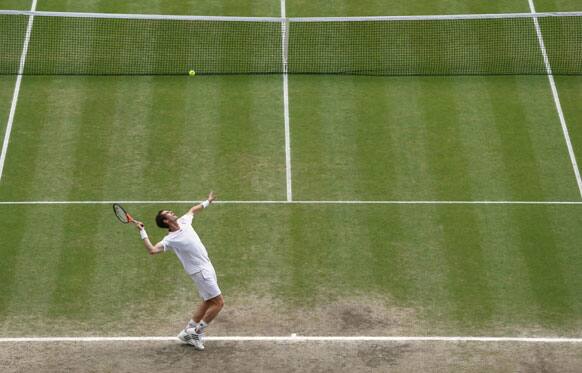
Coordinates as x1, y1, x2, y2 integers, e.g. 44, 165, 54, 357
188, 70, 196, 76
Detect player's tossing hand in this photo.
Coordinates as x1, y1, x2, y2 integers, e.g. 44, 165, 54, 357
208, 191, 216, 203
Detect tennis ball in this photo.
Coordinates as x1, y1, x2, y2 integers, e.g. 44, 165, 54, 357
188, 70, 196, 76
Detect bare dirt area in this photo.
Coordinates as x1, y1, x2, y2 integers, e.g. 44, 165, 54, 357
0, 294, 426, 337
213, 294, 425, 336
1, 295, 581, 372
1, 340, 582, 372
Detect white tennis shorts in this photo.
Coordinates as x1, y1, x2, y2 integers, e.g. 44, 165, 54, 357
190, 267, 222, 301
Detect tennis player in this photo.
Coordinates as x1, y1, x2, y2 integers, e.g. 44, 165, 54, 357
133, 192, 223, 351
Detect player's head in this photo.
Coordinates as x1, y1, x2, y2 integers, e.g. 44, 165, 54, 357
155, 210, 177, 229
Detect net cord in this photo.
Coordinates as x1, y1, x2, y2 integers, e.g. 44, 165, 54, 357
1, 9, 581, 22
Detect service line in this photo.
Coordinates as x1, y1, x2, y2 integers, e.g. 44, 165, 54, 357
1, 200, 582, 205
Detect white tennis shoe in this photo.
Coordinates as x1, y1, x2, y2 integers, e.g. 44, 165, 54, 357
178, 328, 205, 351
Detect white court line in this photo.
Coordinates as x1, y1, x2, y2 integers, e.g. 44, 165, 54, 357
3, 10, 582, 21
528, 0, 582, 199
0, 200, 582, 205
0, 336, 581, 343
0, 0, 37, 182
281, 0, 293, 201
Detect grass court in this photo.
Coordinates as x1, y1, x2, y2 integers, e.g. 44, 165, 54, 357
0, 0, 581, 371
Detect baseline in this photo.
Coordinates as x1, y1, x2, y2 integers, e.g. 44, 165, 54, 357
1, 335, 581, 343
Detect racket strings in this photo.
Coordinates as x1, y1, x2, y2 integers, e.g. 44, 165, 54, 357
113, 204, 129, 223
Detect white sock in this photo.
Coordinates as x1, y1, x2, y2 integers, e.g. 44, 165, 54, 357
196, 320, 208, 334
186, 319, 197, 329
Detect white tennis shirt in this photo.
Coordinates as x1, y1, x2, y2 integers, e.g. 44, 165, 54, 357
161, 213, 213, 274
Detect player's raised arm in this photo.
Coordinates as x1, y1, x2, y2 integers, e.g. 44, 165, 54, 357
188, 192, 216, 215
134, 220, 164, 255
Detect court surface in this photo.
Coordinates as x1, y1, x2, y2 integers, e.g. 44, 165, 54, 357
0, 0, 581, 372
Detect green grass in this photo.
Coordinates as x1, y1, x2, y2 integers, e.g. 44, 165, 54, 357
290, 75, 579, 201
535, 0, 582, 11
1, 0, 582, 338
37, 0, 280, 16
555, 77, 582, 169
0, 0, 31, 10
0, 76, 285, 201
0, 203, 581, 336
287, 0, 526, 17
0, 77, 16, 141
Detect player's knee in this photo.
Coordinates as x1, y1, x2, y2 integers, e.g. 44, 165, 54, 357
207, 294, 224, 309
216, 295, 224, 309
211, 295, 224, 311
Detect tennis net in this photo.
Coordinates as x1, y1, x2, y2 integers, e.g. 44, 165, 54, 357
1, 10, 581, 76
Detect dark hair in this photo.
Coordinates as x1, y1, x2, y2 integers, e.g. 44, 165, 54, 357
155, 210, 169, 229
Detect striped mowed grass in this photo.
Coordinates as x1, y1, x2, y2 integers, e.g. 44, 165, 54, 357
0, 0, 581, 341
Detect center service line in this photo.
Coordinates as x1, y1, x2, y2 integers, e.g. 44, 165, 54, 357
281, 0, 293, 202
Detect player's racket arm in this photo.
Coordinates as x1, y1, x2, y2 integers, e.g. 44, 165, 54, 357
113, 203, 139, 225
142, 239, 164, 256
113, 204, 160, 254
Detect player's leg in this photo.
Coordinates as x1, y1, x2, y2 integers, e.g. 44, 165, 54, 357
200, 294, 224, 324
178, 303, 207, 350
183, 304, 208, 350
192, 301, 210, 324
179, 301, 208, 337
195, 294, 225, 334
192, 268, 223, 335
178, 271, 216, 350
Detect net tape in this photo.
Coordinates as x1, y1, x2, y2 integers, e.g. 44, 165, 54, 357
1, 10, 581, 76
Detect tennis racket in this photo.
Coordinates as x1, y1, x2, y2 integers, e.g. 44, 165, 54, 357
113, 203, 139, 226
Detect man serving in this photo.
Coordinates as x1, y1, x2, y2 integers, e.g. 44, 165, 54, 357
134, 192, 224, 350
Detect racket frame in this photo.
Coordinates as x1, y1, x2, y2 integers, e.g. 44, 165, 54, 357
113, 203, 135, 224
